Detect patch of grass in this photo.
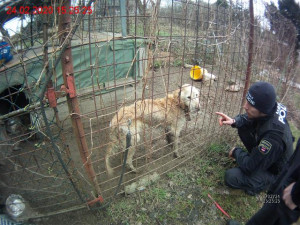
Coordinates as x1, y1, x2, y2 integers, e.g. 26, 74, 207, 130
166, 210, 178, 219
153, 60, 163, 69
167, 170, 192, 186
213, 191, 263, 221
155, 197, 194, 223
105, 140, 263, 225
194, 141, 263, 222
157, 30, 171, 36
208, 142, 230, 153
290, 121, 300, 149
172, 59, 183, 67
195, 159, 218, 187
138, 186, 171, 205
157, 213, 167, 222
175, 198, 193, 213
108, 199, 134, 215
152, 188, 169, 200
294, 92, 300, 111
194, 143, 230, 189
136, 212, 148, 224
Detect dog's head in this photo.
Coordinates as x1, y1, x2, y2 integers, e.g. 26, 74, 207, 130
175, 84, 201, 113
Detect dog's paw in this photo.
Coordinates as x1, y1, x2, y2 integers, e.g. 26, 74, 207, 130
127, 164, 137, 173
107, 170, 114, 178
174, 151, 185, 158
173, 152, 180, 158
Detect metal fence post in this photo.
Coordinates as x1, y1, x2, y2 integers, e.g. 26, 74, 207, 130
58, 0, 102, 198
240, 0, 254, 113
120, 0, 127, 37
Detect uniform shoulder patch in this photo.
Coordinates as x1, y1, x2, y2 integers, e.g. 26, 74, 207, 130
259, 139, 272, 155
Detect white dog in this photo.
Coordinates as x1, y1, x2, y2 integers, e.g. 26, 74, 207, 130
202, 69, 217, 86
105, 84, 201, 176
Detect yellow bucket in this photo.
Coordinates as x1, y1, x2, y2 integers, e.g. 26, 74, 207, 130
190, 65, 203, 81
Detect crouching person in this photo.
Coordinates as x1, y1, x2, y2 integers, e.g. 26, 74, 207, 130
216, 82, 294, 195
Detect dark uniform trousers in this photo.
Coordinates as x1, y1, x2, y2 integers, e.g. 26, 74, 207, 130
225, 167, 275, 194
225, 124, 276, 193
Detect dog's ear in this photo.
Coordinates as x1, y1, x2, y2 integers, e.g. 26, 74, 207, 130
176, 85, 182, 97
173, 88, 181, 99
173, 87, 185, 109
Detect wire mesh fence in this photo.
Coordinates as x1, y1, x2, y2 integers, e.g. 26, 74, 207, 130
0, 0, 299, 221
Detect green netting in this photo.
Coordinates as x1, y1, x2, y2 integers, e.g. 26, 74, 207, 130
0, 38, 147, 95
71, 38, 146, 89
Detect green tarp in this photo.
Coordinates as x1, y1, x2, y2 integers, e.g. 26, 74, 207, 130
0, 38, 147, 96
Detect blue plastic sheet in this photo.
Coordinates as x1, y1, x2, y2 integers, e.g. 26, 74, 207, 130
0, 42, 13, 65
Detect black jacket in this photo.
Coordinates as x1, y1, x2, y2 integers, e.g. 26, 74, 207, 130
292, 178, 300, 207
232, 103, 294, 176
291, 152, 300, 206
270, 138, 300, 207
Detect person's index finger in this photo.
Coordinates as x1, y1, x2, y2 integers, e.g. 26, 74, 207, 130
215, 112, 225, 117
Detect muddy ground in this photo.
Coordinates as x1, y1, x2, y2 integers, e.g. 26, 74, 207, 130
2, 65, 300, 225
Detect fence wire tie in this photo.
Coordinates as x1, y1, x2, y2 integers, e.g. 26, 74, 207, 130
127, 119, 132, 131
29, 125, 35, 130
34, 143, 41, 148
24, 104, 30, 111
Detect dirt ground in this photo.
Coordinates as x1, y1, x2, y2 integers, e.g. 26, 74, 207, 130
2, 65, 300, 225
69, 65, 243, 198
30, 141, 264, 225
31, 136, 300, 225
0, 64, 242, 219
25, 66, 246, 224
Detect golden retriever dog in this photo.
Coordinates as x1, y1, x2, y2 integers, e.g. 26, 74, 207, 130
105, 84, 201, 176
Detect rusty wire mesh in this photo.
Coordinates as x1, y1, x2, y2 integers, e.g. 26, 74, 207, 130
0, 0, 299, 221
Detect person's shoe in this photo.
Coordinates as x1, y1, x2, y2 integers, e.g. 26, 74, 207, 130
227, 219, 241, 225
